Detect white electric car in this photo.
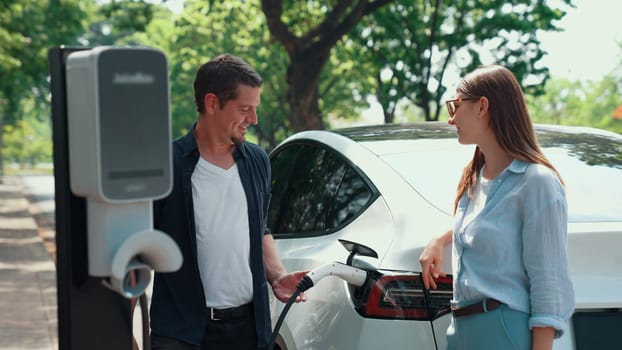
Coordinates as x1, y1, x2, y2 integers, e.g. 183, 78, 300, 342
267, 122, 622, 350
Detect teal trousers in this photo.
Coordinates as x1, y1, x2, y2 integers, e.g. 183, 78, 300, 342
446, 304, 531, 350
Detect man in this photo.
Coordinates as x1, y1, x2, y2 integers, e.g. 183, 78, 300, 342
149, 53, 307, 350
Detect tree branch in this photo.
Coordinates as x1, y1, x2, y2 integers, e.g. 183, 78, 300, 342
302, 0, 394, 56
261, 0, 298, 53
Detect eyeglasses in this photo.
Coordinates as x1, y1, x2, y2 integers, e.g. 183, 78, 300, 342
445, 97, 480, 117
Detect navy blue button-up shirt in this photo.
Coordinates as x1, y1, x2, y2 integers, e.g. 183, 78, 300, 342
149, 124, 272, 347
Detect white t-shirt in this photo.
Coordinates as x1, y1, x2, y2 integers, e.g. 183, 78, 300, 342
191, 157, 253, 308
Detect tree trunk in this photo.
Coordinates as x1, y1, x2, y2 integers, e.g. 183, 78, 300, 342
383, 109, 394, 124
286, 55, 327, 131
261, 0, 395, 131
0, 122, 4, 177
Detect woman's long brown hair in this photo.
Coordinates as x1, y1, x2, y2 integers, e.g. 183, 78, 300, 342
453, 65, 563, 214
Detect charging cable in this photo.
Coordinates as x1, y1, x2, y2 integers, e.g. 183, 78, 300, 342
422, 278, 439, 350
128, 269, 150, 350
267, 262, 368, 350
139, 293, 150, 350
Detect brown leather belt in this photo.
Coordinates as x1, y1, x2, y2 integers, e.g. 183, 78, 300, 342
451, 299, 503, 318
207, 303, 253, 321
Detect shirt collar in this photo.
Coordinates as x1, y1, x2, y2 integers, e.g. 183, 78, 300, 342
506, 159, 529, 174
178, 122, 247, 160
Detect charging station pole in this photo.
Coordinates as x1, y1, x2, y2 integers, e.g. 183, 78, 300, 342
48, 46, 133, 350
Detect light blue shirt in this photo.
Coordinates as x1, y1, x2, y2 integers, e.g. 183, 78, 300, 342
452, 159, 575, 336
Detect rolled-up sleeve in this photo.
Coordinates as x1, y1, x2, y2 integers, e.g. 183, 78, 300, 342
522, 167, 575, 337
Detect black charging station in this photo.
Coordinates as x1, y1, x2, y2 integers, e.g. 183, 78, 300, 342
48, 46, 134, 350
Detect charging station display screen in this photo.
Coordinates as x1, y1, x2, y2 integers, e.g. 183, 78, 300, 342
97, 49, 172, 201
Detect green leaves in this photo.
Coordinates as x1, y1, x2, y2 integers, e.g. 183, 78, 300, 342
527, 75, 622, 134
354, 0, 574, 122
3, 0, 619, 172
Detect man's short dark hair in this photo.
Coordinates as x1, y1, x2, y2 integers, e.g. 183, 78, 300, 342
193, 54, 263, 114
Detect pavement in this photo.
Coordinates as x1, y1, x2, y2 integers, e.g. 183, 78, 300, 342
0, 176, 58, 350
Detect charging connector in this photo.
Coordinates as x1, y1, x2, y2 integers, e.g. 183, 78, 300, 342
267, 261, 370, 350
304, 262, 368, 288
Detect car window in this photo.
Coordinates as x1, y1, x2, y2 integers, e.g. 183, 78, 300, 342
269, 141, 377, 236
361, 139, 473, 215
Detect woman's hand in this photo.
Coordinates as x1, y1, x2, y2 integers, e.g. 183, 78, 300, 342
418, 230, 452, 289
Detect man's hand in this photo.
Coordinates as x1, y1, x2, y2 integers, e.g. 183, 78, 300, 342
271, 271, 309, 303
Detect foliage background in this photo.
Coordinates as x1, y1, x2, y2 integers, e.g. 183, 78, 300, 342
1, 0, 621, 174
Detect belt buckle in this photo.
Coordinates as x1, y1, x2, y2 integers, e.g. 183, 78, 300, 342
209, 308, 221, 321
450, 302, 460, 312
481, 298, 489, 313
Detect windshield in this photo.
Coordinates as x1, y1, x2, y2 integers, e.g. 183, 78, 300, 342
361, 133, 622, 223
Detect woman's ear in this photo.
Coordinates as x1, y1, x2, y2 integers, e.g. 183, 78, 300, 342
479, 96, 489, 114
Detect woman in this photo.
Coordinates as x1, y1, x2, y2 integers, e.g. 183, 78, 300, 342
418, 65, 574, 350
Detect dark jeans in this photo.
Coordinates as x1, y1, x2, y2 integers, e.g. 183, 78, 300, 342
151, 313, 259, 350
